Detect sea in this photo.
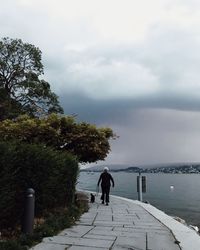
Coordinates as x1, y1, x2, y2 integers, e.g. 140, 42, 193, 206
77, 172, 200, 227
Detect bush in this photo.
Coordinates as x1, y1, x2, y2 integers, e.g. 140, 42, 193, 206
0, 201, 88, 250
0, 241, 27, 250
0, 140, 78, 230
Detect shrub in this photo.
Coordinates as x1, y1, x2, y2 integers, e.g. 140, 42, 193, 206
0, 201, 88, 250
0, 241, 27, 250
0, 140, 78, 230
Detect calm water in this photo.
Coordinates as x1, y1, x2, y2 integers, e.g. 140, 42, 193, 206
77, 172, 200, 226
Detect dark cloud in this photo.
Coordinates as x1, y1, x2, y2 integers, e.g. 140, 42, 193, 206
60, 91, 200, 125
101, 108, 200, 165
2, 0, 200, 165
60, 92, 200, 166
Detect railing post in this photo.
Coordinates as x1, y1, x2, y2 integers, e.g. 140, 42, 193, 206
137, 172, 143, 202
22, 188, 35, 235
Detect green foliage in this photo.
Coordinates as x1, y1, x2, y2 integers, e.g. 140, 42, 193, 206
0, 37, 63, 119
0, 241, 27, 250
0, 114, 116, 163
0, 89, 23, 121
0, 203, 87, 250
0, 140, 78, 230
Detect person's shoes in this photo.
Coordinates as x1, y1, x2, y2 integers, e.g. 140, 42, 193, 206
102, 201, 104, 204
106, 203, 108, 206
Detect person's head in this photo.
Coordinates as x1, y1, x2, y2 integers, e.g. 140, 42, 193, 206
103, 167, 109, 172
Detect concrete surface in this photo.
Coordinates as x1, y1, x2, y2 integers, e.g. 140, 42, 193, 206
30, 193, 200, 250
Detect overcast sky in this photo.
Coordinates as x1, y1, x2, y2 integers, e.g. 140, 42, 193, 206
2, 0, 200, 166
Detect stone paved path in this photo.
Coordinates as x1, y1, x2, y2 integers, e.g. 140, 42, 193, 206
31, 195, 181, 250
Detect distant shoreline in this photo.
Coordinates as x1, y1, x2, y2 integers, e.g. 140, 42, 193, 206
81, 164, 200, 174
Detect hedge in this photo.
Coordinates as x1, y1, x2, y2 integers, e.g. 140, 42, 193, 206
0, 140, 78, 230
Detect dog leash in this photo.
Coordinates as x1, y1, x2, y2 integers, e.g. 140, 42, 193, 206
95, 185, 99, 196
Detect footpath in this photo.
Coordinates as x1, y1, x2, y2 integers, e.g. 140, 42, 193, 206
30, 193, 200, 250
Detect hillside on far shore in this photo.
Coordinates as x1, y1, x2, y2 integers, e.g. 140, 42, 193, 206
81, 163, 200, 174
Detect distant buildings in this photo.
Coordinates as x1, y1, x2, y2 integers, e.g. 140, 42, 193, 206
140, 165, 200, 174
82, 164, 200, 174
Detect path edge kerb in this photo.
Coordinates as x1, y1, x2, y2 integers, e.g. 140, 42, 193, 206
110, 194, 200, 250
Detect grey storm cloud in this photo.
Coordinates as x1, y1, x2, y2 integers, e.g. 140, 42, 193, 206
60, 92, 200, 125
1, 0, 200, 165
102, 108, 200, 165
48, 26, 200, 114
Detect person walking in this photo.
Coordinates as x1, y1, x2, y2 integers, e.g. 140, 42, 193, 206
97, 167, 114, 205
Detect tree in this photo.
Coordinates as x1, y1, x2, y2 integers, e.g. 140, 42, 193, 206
0, 114, 116, 163
0, 88, 23, 120
0, 37, 63, 119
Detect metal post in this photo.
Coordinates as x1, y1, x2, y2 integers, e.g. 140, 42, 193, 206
138, 172, 143, 202
22, 188, 35, 235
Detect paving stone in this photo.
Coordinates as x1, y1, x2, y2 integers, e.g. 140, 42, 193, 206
78, 219, 93, 225
83, 233, 116, 241
113, 226, 169, 234
93, 226, 114, 231
133, 224, 168, 230
134, 221, 164, 227
112, 236, 146, 250
81, 212, 97, 217
96, 215, 114, 218
88, 229, 146, 238
147, 232, 180, 250
112, 247, 142, 250
43, 236, 114, 248
93, 221, 133, 227
80, 214, 97, 220
112, 217, 134, 222
68, 246, 109, 250
59, 225, 94, 237
30, 243, 69, 250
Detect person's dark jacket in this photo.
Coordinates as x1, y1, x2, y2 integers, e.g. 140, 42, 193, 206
97, 172, 114, 187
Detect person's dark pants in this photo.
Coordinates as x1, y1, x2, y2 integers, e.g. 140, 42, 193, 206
101, 185, 110, 203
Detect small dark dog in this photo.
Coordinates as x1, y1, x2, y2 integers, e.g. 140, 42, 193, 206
90, 193, 95, 203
